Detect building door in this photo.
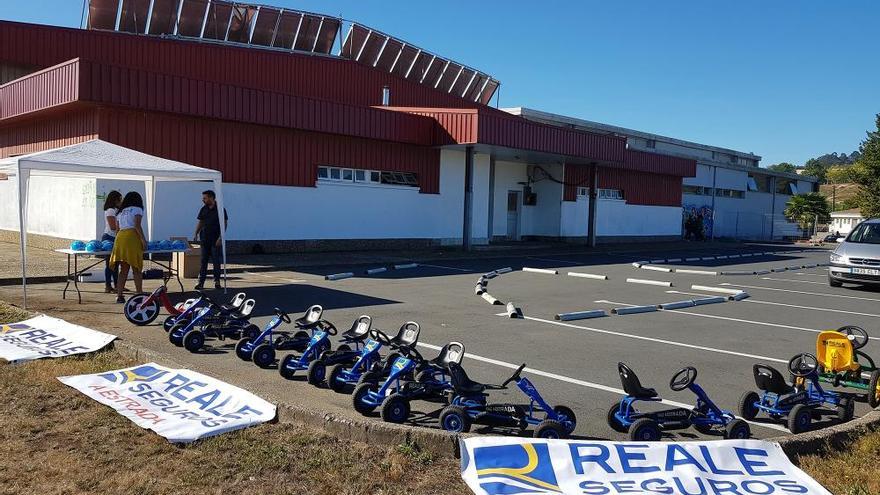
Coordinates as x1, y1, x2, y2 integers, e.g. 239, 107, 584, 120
506, 191, 521, 240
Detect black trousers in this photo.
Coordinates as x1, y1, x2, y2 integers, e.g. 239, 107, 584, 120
199, 236, 222, 284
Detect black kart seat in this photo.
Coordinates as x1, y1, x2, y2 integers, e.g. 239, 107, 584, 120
391, 321, 420, 348
753, 364, 793, 395
618, 362, 658, 399
429, 342, 465, 368
295, 305, 324, 327
342, 315, 372, 341
448, 362, 488, 395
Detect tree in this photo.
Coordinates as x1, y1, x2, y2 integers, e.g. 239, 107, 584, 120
801, 159, 828, 183
767, 162, 797, 173
784, 193, 830, 231
851, 114, 880, 218
826, 166, 854, 185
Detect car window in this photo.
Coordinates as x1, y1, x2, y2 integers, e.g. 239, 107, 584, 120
847, 223, 880, 244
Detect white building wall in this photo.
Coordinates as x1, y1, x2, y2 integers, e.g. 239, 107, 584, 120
560, 197, 589, 237
595, 200, 682, 237
0, 175, 97, 241
684, 164, 714, 187
470, 152, 491, 244
522, 164, 563, 237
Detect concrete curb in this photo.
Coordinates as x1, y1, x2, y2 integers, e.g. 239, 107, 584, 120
772, 410, 880, 460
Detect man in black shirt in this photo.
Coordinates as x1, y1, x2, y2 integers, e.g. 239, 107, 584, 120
193, 190, 228, 290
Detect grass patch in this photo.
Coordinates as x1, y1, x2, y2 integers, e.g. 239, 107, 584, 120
0, 301, 464, 494
798, 431, 880, 495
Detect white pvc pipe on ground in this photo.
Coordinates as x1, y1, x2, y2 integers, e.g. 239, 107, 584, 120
495, 267, 513, 274
650, 259, 666, 263
366, 267, 387, 275
754, 269, 771, 275
522, 267, 558, 275
720, 271, 756, 276
555, 310, 607, 321
506, 302, 523, 319
567, 272, 608, 280
641, 265, 672, 273
730, 291, 751, 301
691, 285, 743, 295
658, 300, 697, 310
701, 257, 716, 261
612, 305, 658, 315
692, 296, 727, 306
676, 269, 719, 276
667, 258, 682, 263
326, 272, 354, 281
481, 293, 502, 305
685, 257, 701, 262
626, 278, 673, 287
474, 284, 485, 295
394, 263, 419, 270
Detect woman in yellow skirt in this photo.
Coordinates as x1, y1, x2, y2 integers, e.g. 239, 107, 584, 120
110, 191, 147, 303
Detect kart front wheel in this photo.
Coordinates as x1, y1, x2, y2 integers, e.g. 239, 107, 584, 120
327, 364, 348, 393
738, 391, 760, 421
163, 315, 180, 332
553, 405, 577, 435
439, 405, 471, 433
168, 323, 187, 346
788, 404, 812, 434
606, 402, 628, 433
292, 330, 310, 352
243, 324, 260, 341
307, 359, 327, 386
235, 338, 254, 361
279, 354, 298, 380
724, 419, 750, 439
252, 344, 276, 369
183, 330, 205, 353
869, 370, 880, 409
380, 394, 410, 424
352, 383, 377, 415
534, 419, 566, 439
836, 397, 855, 423
124, 293, 160, 326
629, 418, 661, 442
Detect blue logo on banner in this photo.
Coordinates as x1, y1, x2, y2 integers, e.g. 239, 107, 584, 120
0, 323, 32, 334
473, 443, 561, 494
99, 365, 167, 384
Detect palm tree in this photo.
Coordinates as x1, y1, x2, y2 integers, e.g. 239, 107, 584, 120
784, 193, 830, 233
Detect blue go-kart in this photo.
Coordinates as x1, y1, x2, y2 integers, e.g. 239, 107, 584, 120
163, 291, 243, 333
351, 342, 463, 424
608, 363, 750, 441
168, 293, 255, 348
235, 305, 324, 367
438, 363, 576, 439
739, 353, 855, 434
321, 325, 391, 392
355, 321, 422, 386
280, 315, 377, 384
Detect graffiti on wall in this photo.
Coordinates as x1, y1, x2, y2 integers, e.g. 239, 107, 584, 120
683, 204, 713, 240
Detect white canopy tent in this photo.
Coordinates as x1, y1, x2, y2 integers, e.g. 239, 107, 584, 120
0, 139, 227, 308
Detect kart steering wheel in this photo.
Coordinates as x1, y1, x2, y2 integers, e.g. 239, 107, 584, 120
274, 308, 291, 324
319, 320, 338, 336
400, 345, 424, 362
670, 367, 698, 391
503, 363, 527, 388
837, 325, 869, 350
369, 328, 392, 345
788, 353, 819, 378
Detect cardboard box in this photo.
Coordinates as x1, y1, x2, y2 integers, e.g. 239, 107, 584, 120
171, 237, 201, 279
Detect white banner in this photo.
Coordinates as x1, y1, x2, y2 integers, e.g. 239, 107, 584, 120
0, 315, 116, 363
460, 437, 830, 495
59, 362, 277, 443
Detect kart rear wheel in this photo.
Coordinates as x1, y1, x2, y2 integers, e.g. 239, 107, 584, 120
553, 405, 577, 435
183, 330, 205, 353
837, 397, 855, 422
307, 359, 327, 386
252, 344, 276, 369
380, 394, 410, 424
534, 419, 566, 439
235, 338, 254, 361
629, 418, 661, 441
352, 383, 377, 415
788, 404, 812, 434
738, 391, 760, 421
357, 370, 381, 387
439, 405, 471, 433
415, 370, 434, 383
606, 402, 628, 433
279, 354, 298, 380
869, 370, 880, 409
243, 324, 260, 341
327, 364, 348, 393
336, 344, 351, 352
168, 323, 187, 346
124, 293, 160, 326
292, 330, 310, 352
724, 419, 750, 439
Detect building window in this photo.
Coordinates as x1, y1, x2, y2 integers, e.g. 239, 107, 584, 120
747, 177, 758, 192
683, 185, 704, 195
598, 188, 624, 200
576, 187, 589, 197
714, 188, 745, 199
318, 166, 418, 188
317, 167, 329, 179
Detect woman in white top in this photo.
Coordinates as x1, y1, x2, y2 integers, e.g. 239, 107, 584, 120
109, 192, 148, 303
102, 190, 122, 293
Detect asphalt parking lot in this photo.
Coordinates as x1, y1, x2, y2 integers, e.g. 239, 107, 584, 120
6, 242, 878, 442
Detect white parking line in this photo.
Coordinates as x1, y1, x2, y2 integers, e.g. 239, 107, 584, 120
720, 283, 880, 302
418, 263, 472, 272
667, 290, 880, 319
760, 277, 826, 285
244, 271, 307, 284
527, 257, 581, 265
416, 342, 788, 433
596, 299, 822, 335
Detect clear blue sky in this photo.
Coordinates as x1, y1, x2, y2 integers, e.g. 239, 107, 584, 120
6, 1, 879, 167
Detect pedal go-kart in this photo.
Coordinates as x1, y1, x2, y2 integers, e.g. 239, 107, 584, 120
167, 292, 251, 344
351, 342, 462, 423
438, 363, 576, 439
355, 321, 422, 385
320, 323, 390, 392
279, 316, 375, 383
608, 363, 749, 441
162, 291, 245, 333
169, 297, 258, 353
234, 305, 325, 366
124, 284, 196, 328
815, 326, 880, 408
739, 353, 855, 433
